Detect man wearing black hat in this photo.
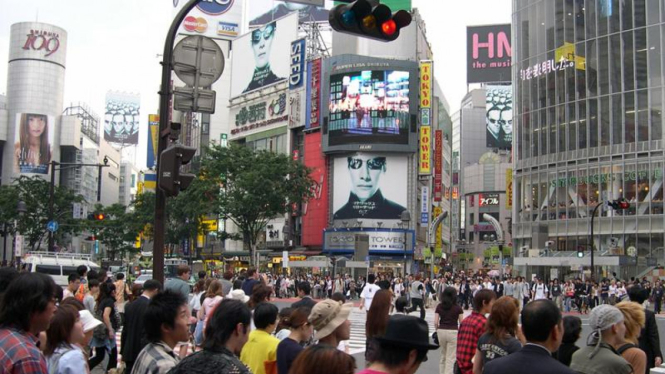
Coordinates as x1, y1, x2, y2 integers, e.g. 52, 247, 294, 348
356, 315, 438, 374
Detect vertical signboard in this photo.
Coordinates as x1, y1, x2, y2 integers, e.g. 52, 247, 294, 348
419, 126, 431, 175
421, 186, 429, 224
104, 91, 140, 144
506, 168, 513, 209
434, 130, 443, 201
302, 132, 328, 246
419, 61, 432, 126
486, 86, 513, 149
289, 39, 306, 90
305, 58, 322, 129
147, 114, 159, 169
433, 206, 443, 251
466, 24, 512, 84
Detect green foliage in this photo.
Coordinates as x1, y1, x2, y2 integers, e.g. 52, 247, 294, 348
84, 203, 138, 259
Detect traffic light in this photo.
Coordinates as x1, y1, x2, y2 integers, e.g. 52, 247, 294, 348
577, 248, 584, 258
608, 199, 630, 210
87, 212, 106, 221
159, 144, 197, 197
329, 0, 412, 42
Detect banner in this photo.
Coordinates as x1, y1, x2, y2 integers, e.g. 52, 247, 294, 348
302, 132, 328, 246
506, 168, 513, 209
419, 126, 431, 175
104, 91, 140, 144
305, 58, 322, 129
147, 115, 159, 169
434, 130, 443, 201
486, 86, 513, 150
420, 186, 429, 224
467, 24, 512, 84
289, 38, 306, 90
14, 113, 55, 175
433, 206, 443, 251
419, 61, 432, 109
332, 154, 407, 220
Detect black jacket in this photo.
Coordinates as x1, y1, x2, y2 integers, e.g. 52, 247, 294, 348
639, 308, 662, 373
484, 344, 576, 374
120, 296, 150, 363
291, 296, 316, 311
333, 190, 406, 220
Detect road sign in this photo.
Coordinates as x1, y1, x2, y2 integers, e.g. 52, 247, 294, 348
173, 35, 225, 87
46, 221, 59, 233
421, 212, 429, 224
14, 235, 23, 257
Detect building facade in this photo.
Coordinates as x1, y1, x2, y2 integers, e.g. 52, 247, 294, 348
512, 0, 665, 279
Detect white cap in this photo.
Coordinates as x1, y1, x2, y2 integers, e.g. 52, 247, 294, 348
79, 310, 103, 333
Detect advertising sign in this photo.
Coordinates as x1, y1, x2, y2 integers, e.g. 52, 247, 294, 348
147, 114, 159, 169
333, 154, 407, 221
467, 24, 512, 84
479, 193, 500, 206
289, 39, 306, 90
289, 90, 306, 129
230, 92, 289, 137
104, 91, 140, 144
328, 69, 411, 146
421, 186, 429, 224
306, 58, 322, 129
419, 126, 431, 175
506, 168, 513, 209
433, 206, 443, 250
302, 132, 328, 246
230, 12, 298, 97
434, 130, 443, 201
249, 0, 333, 26
324, 229, 415, 253
10, 24, 68, 68
14, 113, 54, 175
419, 61, 432, 109
486, 86, 512, 150
176, 0, 244, 39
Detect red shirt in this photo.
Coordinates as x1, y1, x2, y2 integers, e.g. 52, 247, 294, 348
0, 327, 47, 374
456, 312, 487, 374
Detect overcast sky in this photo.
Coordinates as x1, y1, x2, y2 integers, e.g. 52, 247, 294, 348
0, 0, 511, 166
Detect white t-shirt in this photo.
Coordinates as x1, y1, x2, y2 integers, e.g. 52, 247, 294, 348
361, 283, 381, 310
532, 283, 548, 300
609, 285, 617, 296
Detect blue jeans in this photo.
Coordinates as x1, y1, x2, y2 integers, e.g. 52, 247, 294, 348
564, 296, 572, 312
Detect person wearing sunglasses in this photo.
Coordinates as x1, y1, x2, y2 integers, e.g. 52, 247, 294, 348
334, 154, 406, 219
244, 21, 283, 94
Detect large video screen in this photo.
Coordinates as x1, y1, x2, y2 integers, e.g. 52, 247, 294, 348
328, 70, 410, 146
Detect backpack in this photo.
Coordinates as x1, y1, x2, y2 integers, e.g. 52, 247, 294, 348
617, 343, 637, 355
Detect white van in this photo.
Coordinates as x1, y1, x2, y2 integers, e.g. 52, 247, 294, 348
23, 252, 101, 287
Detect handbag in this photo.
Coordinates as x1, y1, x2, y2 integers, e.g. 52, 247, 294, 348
431, 331, 439, 346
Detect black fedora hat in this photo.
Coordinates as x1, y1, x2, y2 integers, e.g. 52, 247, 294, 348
375, 315, 439, 351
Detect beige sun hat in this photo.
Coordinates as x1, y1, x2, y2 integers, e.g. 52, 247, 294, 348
308, 299, 352, 340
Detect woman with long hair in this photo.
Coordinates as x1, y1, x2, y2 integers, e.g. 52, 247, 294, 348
89, 282, 119, 372
365, 289, 392, 363
615, 301, 647, 374
553, 316, 582, 366
45, 304, 88, 374
199, 280, 224, 330
14, 113, 51, 173
288, 344, 355, 374
472, 296, 523, 374
435, 286, 464, 374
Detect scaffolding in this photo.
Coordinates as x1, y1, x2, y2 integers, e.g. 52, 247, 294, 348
63, 103, 100, 145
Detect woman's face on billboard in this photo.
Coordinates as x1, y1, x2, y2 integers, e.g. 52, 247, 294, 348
27, 115, 46, 139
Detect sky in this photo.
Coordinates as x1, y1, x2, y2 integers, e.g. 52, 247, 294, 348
0, 0, 512, 167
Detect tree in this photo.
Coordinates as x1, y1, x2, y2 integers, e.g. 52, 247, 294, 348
85, 203, 137, 260
200, 144, 316, 266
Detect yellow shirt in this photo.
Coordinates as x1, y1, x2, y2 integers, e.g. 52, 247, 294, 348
240, 329, 279, 374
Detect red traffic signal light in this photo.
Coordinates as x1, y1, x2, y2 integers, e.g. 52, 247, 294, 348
329, 0, 412, 42
95, 213, 106, 221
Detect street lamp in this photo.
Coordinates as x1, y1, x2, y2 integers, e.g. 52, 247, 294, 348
400, 210, 411, 277
15, 200, 27, 269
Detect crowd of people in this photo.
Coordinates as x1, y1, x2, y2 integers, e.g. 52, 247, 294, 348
0, 263, 664, 374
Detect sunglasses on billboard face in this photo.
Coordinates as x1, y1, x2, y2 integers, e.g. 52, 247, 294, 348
348, 157, 386, 170
252, 25, 275, 44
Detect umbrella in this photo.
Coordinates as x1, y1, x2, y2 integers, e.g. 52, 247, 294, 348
487, 270, 500, 277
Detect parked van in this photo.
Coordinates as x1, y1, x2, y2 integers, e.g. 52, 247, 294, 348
23, 252, 100, 287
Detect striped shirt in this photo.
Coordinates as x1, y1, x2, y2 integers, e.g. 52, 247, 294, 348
130, 341, 179, 374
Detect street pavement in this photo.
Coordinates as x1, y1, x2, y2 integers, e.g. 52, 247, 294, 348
95, 298, 665, 374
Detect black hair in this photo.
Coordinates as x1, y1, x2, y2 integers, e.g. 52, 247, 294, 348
440, 286, 457, 311
67, 273, 78, 284
253, 302, 279, 330
88, 279, 100, 289
472, 289, 496, 312
0, 273, 58, 331
374, 340, 428, 367
97, 282, 116, 306
521, 299, 561, 342
116, 273, 125, 280
203, 299, 251, 350
143, 279, 162, 291
76, 265, 88, 277
144, 290, 187, 343
297, 281, 311, 295
232, 279, 243, 290
562, 315, 582, 344
87, 269, 98, 281
331, 292, 345, 303
395, 296, 408, 313
0, 267, 19, 295
628, 285, 649, 304
198, 271, 207, 280
368, 274, 376, 284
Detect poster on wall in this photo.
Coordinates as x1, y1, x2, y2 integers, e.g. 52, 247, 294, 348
230, 12, 298, 97
249, 0, 333, 26
14, 113, 54, 174
147, 114, 159, 169
104, 91, 140, 145
333, 154, 407, 220
486, 86, 512, 149
328, 70, 411, 145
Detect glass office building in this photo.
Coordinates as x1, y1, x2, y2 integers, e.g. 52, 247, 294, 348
512, 0, 665, 271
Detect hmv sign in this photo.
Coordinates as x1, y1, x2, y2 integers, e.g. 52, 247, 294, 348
466, 24, 511, 84
23, 29, 60, 57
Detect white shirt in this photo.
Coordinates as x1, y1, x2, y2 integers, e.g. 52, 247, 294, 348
361, 283, 381, 310
609, 285, 617, 296
533, 283, 548, 300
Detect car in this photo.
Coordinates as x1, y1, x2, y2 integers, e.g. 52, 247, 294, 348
133, 273, 153, 287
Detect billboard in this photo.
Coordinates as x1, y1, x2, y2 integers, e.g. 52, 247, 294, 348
249, 0, 333, 26
14, 113, 54, 174
479, 193, 500, 206
305, 58, 322, 129
289, 39, 306, 90
175, 0, 244, 39
147, 115, 159, 169
323, 229, 415, 253
302, 132, 328, 246
467, 24, 512, 84
104, 91, 140, 144
332, 154, 407, 220
230, 91, 289, 137
434, 130, 442, 201
418, 126, 431, 175
486, 86, 513, 149
230, 12, 298, 97
327, 70, 411, 146
506, 168, 513, 209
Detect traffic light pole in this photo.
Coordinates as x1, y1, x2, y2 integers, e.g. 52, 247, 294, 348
154, 0, 201, 284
